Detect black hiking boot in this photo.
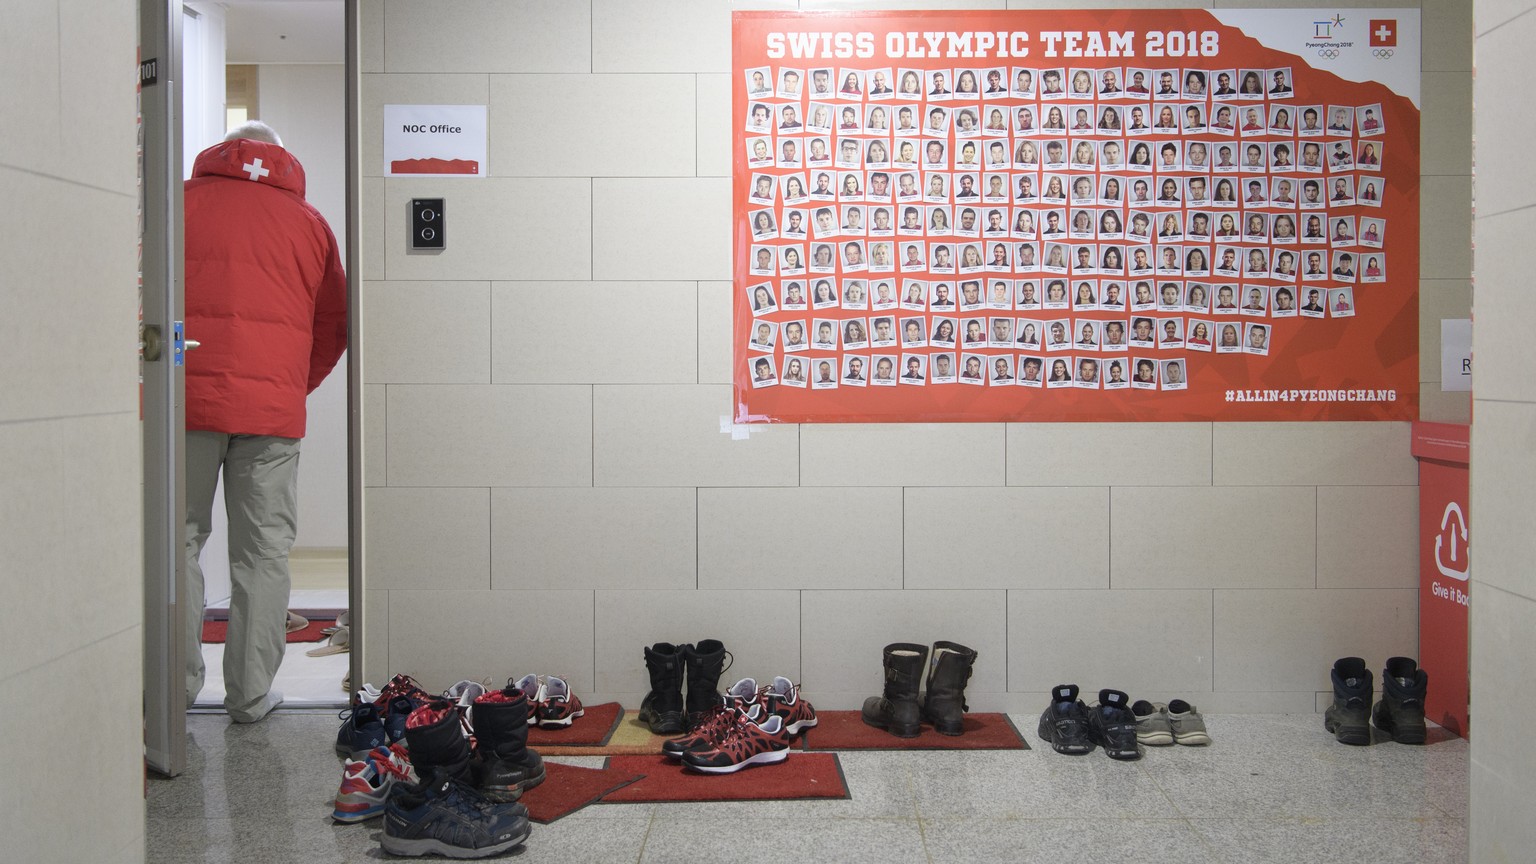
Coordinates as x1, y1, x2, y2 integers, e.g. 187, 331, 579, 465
1372, 656, 1428, 744
639, 642, 687, 734
683, 639, 730, 731
1325, 656, 1374, 745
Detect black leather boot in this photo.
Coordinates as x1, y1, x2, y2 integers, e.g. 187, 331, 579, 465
639, 642, 687, 734
1324, 657, 1374, 745
1373, 656, 1428, 744
921, 641, 977, 736
861, 642, 928, 738
472, 689, 546, 802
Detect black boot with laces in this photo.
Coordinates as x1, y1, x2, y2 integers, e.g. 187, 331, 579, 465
1372, 656, 1428, 744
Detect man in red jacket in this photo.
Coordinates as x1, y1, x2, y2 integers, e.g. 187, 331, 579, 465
183, 121, 347, 723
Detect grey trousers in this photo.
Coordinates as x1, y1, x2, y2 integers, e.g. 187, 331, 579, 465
185, 431, 301, 721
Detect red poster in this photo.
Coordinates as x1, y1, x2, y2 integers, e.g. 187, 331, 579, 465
732, 10, 1420, 422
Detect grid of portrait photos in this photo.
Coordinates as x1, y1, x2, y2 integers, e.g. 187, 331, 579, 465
739, 61, 1390, 393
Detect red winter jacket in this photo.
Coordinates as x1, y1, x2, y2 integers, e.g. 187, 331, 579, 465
184, 139, 347, 438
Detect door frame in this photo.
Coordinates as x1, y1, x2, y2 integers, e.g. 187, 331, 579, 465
344, 0, 363, 707
142, 0, 365, 775
141, 0, 188, 777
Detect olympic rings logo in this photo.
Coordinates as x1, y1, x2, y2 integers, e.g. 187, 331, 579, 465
1317, 49, 1340, 59
1372, 49, 1394, 59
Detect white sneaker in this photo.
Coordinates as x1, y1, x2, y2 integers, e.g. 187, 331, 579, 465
442, 680, 488, 730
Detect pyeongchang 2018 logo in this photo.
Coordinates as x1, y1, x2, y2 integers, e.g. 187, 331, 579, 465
1307, 14, 1354, 59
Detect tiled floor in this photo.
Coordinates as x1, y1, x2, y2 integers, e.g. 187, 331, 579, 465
145, 711, 1468, 863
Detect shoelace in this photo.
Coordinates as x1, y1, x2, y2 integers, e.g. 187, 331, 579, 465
372, 743, 414, 782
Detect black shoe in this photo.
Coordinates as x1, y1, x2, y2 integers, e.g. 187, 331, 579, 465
471, 688, 545, 802
1037, 684, 1094, 755
639, 642, 687, 735
1325, 657, 1374, 745
1088, 689, 1141, 760
1372, 657, 1428, 744
382, 776, 531, 859
860, 642, 928, 739
683, 639, 730, 731
921, 641, 977, 736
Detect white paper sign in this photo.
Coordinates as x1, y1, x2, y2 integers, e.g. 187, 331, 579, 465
383, 105, 488, 177
1441, 318, 1471, 392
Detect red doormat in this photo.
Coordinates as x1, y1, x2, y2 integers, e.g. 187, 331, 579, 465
800, 711, 1030, 751
527, 702, 624, 749
200, 618, 335, 645
598, 753, 849, 804
518, 761, 643, 824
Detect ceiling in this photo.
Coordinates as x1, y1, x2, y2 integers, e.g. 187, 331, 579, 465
221, 0, 344, 65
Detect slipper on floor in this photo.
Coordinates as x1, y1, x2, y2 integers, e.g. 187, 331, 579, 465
286, 611, 309, 634
306, 625, 349, 657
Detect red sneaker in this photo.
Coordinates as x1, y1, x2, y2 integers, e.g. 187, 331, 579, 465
764, 677, 818, 735
662, 677, 764, 760
536, 676, 585, 728
681, 712, 790, 774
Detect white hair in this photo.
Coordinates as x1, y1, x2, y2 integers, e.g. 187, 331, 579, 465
224, 121, 282, 147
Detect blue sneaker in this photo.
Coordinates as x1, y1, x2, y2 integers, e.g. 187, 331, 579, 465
336, 702, 389, 759
382, 776, 531, 858
383, 695, 419, 746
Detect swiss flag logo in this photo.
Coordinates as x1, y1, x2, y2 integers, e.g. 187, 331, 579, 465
1369, 19, 1398, 47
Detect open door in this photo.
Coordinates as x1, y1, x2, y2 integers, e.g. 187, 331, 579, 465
141, 0, 187, 777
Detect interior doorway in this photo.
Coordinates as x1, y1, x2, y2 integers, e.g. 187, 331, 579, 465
184, 0, 350, 710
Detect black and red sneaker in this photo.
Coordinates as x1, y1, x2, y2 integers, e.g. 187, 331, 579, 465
662, 678, 763, 760
536, 676, 585, 728
764, 676, 818, 736
375, 674, 434, 711
681, 712, 791, 774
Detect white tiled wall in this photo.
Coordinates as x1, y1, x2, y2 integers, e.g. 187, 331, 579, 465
2, 2, 143, 860
360, 0, 1470, 716
1471, 0, 1536, 857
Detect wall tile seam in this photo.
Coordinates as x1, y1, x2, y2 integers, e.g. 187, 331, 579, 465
0, 408, 141, 429
1475, 4, 1536, 39
1468, 578, 1536, 606
0, 162, 139, 200
0, 620, 142, 687
482, 72, 703, 79
1470, 395, 1536, 406
1473, 201, 1536, 224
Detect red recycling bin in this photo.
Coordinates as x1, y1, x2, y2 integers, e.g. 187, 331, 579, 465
1411, 421, 1469, 739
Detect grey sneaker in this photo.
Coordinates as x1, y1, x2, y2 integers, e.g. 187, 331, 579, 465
1131, 700, 1174, 746
1166, 699, 1211, 745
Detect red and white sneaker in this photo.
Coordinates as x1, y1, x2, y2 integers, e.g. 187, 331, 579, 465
681, 712, 791, 774
536, 676, 585, 727
332, 744, 414, 823
508, 674, 545, 718
764, 677, 818, 735
662, 678, 763, 760
371, 674, 434, 710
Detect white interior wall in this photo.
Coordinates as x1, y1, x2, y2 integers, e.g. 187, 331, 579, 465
356, 0, 1471, 714
1469, 0, 1536, 856
0, 2, 144, 860
255, 62, 350, 549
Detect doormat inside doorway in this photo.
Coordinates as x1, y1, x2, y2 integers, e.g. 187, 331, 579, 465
201, 618, 334, 644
